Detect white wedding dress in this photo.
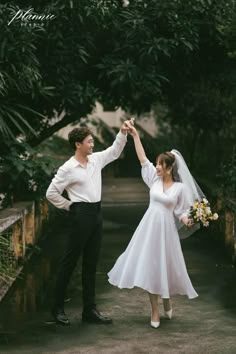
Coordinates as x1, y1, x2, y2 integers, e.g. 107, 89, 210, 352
108, 159, 198, 299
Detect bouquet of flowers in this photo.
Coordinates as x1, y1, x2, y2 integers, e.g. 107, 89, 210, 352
188, 198, 219, 227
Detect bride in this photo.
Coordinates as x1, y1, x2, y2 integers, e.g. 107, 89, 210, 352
108, 120, 204, 329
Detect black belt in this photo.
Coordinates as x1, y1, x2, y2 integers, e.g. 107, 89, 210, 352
70, 201, 101, 211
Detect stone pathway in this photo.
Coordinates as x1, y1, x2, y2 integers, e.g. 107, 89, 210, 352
0, 179, 236, 354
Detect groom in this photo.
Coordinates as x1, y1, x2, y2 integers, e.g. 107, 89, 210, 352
46, 119, 133, 325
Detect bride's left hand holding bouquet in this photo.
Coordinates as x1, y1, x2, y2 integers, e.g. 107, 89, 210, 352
188, 198, 219, 227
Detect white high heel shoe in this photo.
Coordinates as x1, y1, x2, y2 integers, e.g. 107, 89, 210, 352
150, 314, 160, 328
164, 308, 173, 320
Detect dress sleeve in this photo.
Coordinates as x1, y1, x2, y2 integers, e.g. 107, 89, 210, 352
141, 159, 157, 188
174, 184, 191, 221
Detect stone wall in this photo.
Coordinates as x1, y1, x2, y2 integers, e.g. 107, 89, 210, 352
0, 199, 48, 301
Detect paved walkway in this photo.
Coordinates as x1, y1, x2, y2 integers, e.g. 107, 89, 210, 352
0, 179, 236, 353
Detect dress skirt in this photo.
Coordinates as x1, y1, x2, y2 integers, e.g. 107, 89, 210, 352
108, 202, 198, 299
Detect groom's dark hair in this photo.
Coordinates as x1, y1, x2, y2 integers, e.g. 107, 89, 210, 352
68, 127, 92, 150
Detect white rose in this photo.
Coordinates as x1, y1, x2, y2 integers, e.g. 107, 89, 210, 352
203, 221, 209, 227
213, 213, 219, 220
122, 0, 130, 6
203, 198, 208, 204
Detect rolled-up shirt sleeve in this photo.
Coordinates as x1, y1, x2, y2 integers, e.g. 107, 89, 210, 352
94, 131, 127, 169
46, 166, 73, 211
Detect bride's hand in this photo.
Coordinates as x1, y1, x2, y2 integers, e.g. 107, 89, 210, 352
182, 216, 194, 227
128, 126, 138, 137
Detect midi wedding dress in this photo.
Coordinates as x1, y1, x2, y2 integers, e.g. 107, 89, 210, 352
108, 159, 198, 299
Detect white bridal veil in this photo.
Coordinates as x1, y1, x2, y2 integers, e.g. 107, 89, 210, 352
171, 149, 206, 239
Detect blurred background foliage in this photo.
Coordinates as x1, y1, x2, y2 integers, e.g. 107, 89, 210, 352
0, 0, 235, 205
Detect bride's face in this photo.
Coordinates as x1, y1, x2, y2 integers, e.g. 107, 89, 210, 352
156, 159, 171, 177
156, 159, 165, 176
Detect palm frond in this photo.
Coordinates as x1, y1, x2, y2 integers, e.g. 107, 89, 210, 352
0, 102, 47, 138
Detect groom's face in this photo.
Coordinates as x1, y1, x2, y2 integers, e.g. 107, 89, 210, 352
76, 134, 94, 155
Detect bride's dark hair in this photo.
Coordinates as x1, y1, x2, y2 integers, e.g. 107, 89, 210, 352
157, 152, 175, 168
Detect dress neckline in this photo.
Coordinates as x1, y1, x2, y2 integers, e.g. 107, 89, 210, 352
161, 179, 176, 193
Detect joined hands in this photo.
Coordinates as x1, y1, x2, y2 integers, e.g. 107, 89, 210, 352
121, 117, 137, 136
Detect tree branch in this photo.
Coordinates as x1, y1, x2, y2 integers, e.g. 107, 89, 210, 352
28, 113, 80, 147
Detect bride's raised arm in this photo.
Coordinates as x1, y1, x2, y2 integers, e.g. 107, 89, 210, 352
125, 120, 147, 164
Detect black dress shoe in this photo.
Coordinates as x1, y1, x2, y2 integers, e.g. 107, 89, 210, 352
52, 307, 70, 326
82, 308, 112, 324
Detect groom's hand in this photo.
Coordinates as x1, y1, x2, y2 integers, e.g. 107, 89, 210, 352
129, 117, 135, 126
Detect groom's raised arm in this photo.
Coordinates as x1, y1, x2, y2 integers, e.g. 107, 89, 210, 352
94, 119, 133, 168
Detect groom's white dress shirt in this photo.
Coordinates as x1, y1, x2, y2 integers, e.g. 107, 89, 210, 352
46, 131, 127, 211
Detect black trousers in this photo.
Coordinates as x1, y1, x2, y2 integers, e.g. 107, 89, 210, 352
53, 202, 102, 311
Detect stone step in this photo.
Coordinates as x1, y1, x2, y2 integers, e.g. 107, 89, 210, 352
102, 178, 149, 204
